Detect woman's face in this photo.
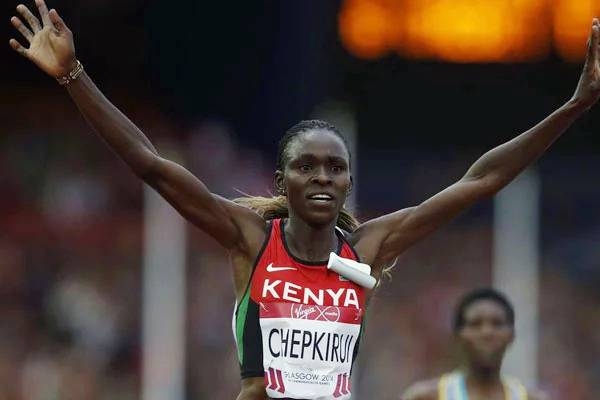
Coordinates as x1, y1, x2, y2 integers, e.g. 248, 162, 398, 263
277, 130, 352, 227
458, 299, 514, 369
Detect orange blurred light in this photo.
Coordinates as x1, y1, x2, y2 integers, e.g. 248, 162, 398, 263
338, 0, 393, 59
553, 0, 600, 63
405, 0, 544, 63
338, 0, 595, 63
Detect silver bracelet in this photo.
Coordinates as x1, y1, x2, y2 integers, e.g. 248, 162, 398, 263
56, 60, 84, 85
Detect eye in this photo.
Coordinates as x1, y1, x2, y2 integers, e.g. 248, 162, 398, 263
299, 164, 313, 173
466, 319, 482, 329
491, 318, 506, 329
331, 165, 346, 173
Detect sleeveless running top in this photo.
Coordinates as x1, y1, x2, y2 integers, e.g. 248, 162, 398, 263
233, 218, 367, 399
438, 371, 528, 400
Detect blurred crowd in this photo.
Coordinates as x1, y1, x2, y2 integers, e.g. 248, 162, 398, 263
1, 93, 599, 399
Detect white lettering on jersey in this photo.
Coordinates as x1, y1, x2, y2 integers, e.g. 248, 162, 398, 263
282, 282, 302, 303
304, 288, 323, 304
345, 289, 359, 309
261, 279, 359, 309
262, 279, 282, 298
326, 288, 344, 306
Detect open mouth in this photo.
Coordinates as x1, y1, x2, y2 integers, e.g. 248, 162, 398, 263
307, 193, 334, 203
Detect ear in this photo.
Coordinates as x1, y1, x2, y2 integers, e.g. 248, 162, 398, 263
508, 328, 515, 345
274, 170, 286, 196
347, 176, 354, 195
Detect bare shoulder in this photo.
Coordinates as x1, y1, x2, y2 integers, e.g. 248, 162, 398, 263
400, 378, 439, 400
528, 389, 550, 400
216, 195, 269, 252
351, 207, 414, 241
347, 207, 415, 266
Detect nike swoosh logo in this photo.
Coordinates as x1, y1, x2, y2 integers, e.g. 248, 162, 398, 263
266, 263, 297, 272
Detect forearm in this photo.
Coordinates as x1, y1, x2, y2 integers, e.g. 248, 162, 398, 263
465, 99, 589, 184
65, 71, 159, 176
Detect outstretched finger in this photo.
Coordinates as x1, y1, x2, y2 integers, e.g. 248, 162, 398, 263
9, 38, 29, 58
48, 8, 67, 32
595, 18, 600, 62
11, 16, 33, 43
16, 4, 41, 33
35, 0, 52, 27
584, 20, 599, 71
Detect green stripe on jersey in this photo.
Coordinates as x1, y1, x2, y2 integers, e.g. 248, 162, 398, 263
235, 290, 250, 363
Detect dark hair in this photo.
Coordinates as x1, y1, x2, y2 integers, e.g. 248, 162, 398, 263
276, 119, 351, 171
234, 119, 359, 232
453, 288, 515, 332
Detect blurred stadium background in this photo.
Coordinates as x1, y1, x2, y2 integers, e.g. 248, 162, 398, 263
1, 0, 599, 399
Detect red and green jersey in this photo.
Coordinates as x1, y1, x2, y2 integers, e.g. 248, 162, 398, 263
233, 218, 366, 399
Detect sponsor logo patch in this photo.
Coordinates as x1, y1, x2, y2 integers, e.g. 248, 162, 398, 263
266, 263, 297, 272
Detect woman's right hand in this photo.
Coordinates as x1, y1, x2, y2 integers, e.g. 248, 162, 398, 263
9, 0, 77, 78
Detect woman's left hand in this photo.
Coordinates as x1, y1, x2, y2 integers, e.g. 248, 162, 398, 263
572, 18, 600, 109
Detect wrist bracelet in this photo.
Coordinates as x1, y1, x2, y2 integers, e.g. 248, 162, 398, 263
56, 60, 84, 85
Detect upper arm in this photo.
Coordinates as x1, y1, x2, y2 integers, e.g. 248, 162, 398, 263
144, 156, 266, 252
357, 175, 498, 264
400, 380, 438, 400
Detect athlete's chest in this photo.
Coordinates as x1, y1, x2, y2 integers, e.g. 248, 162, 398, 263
467, 390, 506, 400
250, 262, 364, 309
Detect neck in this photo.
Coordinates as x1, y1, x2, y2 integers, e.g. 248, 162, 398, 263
284, 215, 338, 262
463, 363, 503, 389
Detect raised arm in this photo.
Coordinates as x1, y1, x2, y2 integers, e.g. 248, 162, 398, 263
356, 19, 600, 266
9, 0, 265, 252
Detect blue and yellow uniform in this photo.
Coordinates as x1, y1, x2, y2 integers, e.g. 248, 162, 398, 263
438, 371, 528, 400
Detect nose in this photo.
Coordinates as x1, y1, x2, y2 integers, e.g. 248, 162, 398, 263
311, 166, 332, 185
479, 323, 498, 339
